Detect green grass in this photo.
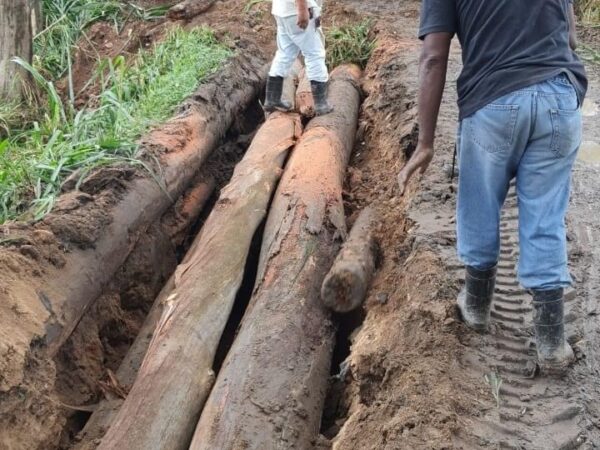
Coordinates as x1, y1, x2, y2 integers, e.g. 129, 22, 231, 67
580, 43, 600, 65
0, 27, 231, 223
576, 0, 600, 26
325, 20, 375, 69
35, 0, 171, 82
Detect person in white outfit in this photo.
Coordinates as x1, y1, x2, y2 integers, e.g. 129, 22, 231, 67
264, 0, 333, 115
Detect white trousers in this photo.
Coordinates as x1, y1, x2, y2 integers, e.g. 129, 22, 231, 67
268, 11, 329, 83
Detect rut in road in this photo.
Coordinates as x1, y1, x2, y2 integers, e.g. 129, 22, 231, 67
449, 182, 599, 449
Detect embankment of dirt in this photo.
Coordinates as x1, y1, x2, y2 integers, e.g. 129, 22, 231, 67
0, 35, 267, 450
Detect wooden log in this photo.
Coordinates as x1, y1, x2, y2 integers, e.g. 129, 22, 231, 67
162, 176, 216, 247
97, 86, 302, 450
190, 64, 362, 450
72, 178, 215, 450
296, 67, 315, 118
74, 67, 302, 450
167, 0, 216, 20
39, 51, 265, 357
321, 206, 378, 312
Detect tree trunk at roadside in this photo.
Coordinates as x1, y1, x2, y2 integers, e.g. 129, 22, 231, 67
321, 206, 378, 313
167, 0, 216, 20
98, 80, 302, 450
190, 64, 362, 450
0, 0, 33, 100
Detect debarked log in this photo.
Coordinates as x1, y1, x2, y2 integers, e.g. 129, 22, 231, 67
190, 64, 362, 450
97, 84, 302, 450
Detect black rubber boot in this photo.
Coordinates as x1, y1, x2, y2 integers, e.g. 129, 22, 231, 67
457, 265, 497, 332
264, 76, 292, 113
533, 288, 574, 372
310, 80, 334, 116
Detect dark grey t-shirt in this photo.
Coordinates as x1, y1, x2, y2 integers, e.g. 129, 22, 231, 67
419, 0, 588, 119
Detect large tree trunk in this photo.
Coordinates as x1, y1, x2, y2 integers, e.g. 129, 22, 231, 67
98, 84, 302, 450
0, 0, 33, 99
190, 64, 362, 450
41, 52, 265, 358
72, 178, 215, 450
321, 205, 378, 312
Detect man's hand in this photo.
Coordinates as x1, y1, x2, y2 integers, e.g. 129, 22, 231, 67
297, 7, 310, 29
397, 32, 451, 196
397, 143, 434, 195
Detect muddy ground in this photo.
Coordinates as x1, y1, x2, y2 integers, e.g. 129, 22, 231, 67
1, 0, 599, 449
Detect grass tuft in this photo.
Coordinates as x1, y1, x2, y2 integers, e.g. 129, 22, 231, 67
326, 20, 375, 69
1, 27, 230, 223
35, 0, 171, 81
576, 0, 600, 26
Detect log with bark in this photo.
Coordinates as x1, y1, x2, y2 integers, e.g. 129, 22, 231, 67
321, 206, 378, 312
39, 51, 265, 357
0, 0, 33, 99
167, 0, 216, 20
190, 64, 362, 450
97, 84, 302, 450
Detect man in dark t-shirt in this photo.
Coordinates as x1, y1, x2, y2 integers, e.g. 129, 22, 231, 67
397, 0, 587, 372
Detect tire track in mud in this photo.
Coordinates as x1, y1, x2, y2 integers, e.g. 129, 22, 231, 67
449, 180, 600, 449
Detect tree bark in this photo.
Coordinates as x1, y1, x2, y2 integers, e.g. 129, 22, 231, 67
41, 52, 266, 358
321, 206, 378, 312
190, 64, 362, 450
296, 67, 315, 118
167, 0, 216, 20
0, 0, 33, 100
72, 178, 215, 450
98, 85, 302, 450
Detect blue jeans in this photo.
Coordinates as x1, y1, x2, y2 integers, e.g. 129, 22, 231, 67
457, 74, 583, 290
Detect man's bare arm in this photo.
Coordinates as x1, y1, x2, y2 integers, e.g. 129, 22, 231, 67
296, 0, 309, 29
568, 3, 578, 50
398, 32, 452, 195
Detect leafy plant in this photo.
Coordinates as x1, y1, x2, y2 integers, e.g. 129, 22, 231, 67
34, 0, 171, 81
575, 0, 600, 26
484, 371, 503, 409
325, 20, 375, 69
1, 27, 230, 223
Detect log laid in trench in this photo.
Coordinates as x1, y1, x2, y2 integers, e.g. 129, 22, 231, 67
72, 177, 215, 450
190, 64, 362, 450
167, 0, 216, 20
98, 87, 302, 450
40, 51, 265, 357
75, 66, 303, 450
321, 205, 378, 312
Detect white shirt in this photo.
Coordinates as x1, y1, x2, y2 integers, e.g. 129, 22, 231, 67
272, 0, 319, 17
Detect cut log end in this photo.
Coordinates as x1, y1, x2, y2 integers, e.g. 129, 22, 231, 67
321, 206, 378, 313
321, 264, 370, 313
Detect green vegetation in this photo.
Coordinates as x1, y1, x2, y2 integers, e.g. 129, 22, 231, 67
326, 20, 375, 69
580, 44, 600, 65
35, 0, 170, 81
0, 27, 231, 223
576, 0, 600, 25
